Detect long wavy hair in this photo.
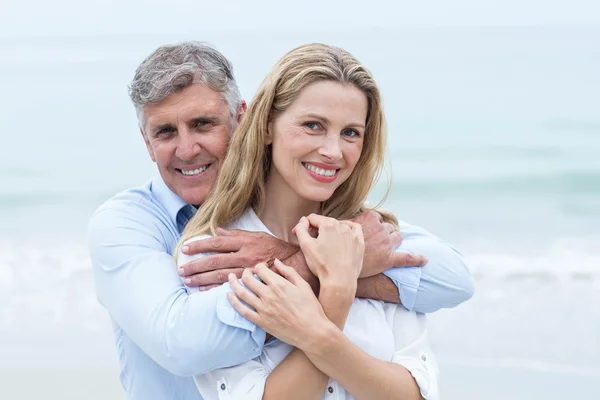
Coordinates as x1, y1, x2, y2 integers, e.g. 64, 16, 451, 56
179, 43, 396, 249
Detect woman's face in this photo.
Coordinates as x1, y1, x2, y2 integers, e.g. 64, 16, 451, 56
267, 80, 368, 203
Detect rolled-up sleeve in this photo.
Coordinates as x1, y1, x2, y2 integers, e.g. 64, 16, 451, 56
389, 305, 439, 400
383, 221, 475, 313
391, 315, 439, 399
88, 207, 266, 377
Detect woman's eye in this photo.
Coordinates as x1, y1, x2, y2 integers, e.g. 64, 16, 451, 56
304, 121, 320, 130
342, 129, 359, 138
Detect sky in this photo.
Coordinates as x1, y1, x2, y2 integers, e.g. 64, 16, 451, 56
1, 0, 600, 38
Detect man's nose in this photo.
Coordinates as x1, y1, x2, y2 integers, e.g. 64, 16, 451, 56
317, 134, 343, 162
175, 130, 202, 161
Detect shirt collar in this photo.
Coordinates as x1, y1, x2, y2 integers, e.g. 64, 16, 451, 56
150, 175, 191, 225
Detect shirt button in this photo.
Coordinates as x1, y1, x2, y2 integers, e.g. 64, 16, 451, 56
328, 386, 334, 393
421, 354, 427, 362
220, 383, 226, 390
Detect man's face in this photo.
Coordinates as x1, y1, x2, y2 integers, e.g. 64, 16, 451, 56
140, 83, 244, 205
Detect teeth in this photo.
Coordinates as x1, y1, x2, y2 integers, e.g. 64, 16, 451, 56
181, 165, 209, 176
302, 162, 337, 177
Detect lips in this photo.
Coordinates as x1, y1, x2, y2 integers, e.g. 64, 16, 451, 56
176, 164, 211, 176
302, 162, 340, 183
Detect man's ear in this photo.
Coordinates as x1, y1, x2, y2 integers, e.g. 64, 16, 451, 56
236, 100, 247, 124
139, 127, 156, 162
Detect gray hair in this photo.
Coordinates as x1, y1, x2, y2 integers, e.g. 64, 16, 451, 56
129, 41, 242, 128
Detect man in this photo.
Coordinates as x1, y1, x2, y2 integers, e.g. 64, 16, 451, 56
88, 41, 474, 400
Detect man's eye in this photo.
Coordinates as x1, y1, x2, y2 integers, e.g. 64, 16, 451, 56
156, 127, 174, 136
195, 121, 210, 129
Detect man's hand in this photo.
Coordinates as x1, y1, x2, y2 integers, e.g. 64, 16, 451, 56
351, 210, 427, 278
178, 228, 299, 290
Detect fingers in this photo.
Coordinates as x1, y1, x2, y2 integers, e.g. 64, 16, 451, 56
383, 222, 395, 235
305, 213, 337, 229
293, 217, 314, 248
181, 236, 242, 254
253, 262, 289, 288
198, 284, 220, 292
390, 252, 428, 267
340, 220, 364, 243
228, 270, 262, 310
227, 291, 260, 324
240, 267, 269, 298
215, 227, 247, 237
182, 267, 243, 287
389, 230, 402, 249
179, 253, 245, 276
272, 258, 304, 286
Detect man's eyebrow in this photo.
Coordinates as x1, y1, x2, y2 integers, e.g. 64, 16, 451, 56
149, 122, 175, 134
189, 116, 220, 125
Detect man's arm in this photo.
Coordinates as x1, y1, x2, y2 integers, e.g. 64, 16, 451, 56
178, 213, 475, 312
88, 206, 266, 376
383, 221, 475, 313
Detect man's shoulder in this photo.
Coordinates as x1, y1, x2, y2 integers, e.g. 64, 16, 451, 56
92, 179, 158, 219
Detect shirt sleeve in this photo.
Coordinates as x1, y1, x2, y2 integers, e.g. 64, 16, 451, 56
88, 206, 266, 377
390, 307, 439, 400
383, 221, 475, 313
192, 359, 269, 400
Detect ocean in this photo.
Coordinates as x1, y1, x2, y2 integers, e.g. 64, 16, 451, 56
1, 27, 599, 399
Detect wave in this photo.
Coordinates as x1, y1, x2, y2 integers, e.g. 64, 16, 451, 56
376, 170, 600, 197
1, 236, 598, 297
466, 236, 600, 282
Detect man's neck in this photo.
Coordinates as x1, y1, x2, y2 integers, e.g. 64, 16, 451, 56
259, 170, 319, 244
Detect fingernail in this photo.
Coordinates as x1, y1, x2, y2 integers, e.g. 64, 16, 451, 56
178, 268, 184, 276
182, 245, 189, 254
199, 286, 206, 292
184, 278, 191, 285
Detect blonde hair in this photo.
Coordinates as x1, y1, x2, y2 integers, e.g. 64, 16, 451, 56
179, 43, 396, 249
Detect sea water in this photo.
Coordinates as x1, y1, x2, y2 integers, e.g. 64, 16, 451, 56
1, 27, 599, 399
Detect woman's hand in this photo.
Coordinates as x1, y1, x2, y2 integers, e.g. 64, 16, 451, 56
227, 260, 333, 349
293, 214, 365, 287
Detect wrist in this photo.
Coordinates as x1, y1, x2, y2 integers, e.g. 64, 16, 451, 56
303, 321, 344, 359
318, 281, 357, 306
318, 284, 355, 328
297, 316, 338, 352
319, 279, 357, 300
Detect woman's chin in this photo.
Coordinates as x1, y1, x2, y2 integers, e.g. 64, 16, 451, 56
299, 189, 337, 203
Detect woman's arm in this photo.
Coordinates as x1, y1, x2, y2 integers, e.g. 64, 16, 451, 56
261, 280, 355, 400
303, 324, 425, 400
229, 264, 435, 400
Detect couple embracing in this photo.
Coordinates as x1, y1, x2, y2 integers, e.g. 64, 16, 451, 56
89, 41, 474, 400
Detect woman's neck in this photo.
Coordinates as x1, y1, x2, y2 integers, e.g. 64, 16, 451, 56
259, 170, 320, 244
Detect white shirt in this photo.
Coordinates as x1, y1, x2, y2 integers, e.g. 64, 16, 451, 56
179, 208, 439, 400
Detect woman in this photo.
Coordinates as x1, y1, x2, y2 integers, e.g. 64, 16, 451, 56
177, 43, 438, 399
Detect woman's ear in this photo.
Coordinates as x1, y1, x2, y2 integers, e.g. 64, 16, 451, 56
266, 121, 273, 145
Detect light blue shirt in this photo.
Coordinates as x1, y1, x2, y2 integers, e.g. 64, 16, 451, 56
88, 176, 474, 400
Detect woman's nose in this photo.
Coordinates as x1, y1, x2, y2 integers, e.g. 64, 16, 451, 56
317, 135, 343, 161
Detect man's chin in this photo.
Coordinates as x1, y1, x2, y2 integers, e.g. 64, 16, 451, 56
180, 190, 209, 206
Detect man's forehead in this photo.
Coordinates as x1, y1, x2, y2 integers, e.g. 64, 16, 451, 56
144, 84, 229, 126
